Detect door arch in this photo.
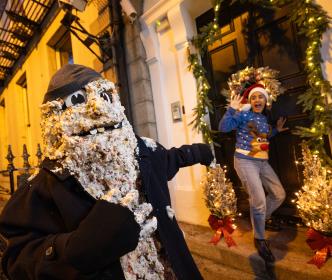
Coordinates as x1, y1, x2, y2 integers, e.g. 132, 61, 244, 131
197, 2, 310, 216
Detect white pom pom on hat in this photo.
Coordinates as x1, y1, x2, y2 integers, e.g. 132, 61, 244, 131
240, 83, 268, 111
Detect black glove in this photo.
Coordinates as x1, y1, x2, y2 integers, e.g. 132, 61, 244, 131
65, 200, 140, 274
196, 143, 214, 166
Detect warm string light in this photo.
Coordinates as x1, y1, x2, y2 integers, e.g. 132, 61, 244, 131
202, 164, 237, 220
186, 0, 222, 144
294, 0, 332, 166
295, 144, 332, 234
188, 0, 331, 166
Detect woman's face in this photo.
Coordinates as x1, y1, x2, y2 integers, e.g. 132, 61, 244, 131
250, 91, 266, 113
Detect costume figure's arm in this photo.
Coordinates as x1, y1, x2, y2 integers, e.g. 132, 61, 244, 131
165, 143, 213, 180
0, 179, 140, 279
219, 107, 244, 132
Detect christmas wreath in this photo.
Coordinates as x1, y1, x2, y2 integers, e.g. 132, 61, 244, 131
222, 66, 285, 107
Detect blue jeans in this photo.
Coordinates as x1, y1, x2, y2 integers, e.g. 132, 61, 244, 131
234, 157, 286, 239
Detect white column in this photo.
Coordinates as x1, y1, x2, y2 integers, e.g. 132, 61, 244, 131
141, 1, 210, 225
167, 2, 210, 225
140, 1, 181, 218
140, 0, 210, 225
167, 2, 204, 145
140, 24, 173, 148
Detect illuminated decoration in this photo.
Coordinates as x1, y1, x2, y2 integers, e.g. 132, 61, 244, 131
295, 144, 332, 268
187, 0, 332, 167
187, 0, 222, 144
201, 164, 237, 246
187, 52, 215, 144
223, 66, 284, 107
295, 144, 332, 234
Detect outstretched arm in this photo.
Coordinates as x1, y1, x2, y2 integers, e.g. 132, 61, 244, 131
166, 143, 214, 180
276, 117, 289, 133
270, 117, 289, 138
219, 95, 245, 132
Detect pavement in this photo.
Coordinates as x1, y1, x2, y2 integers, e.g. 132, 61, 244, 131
180, 218, 332, 280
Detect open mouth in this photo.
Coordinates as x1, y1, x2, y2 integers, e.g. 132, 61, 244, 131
254, 104, 263, 109
75, 121, 123, 137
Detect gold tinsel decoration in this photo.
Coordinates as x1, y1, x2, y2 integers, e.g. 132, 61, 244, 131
202, 164, 237, 219
296, 144, 332, 234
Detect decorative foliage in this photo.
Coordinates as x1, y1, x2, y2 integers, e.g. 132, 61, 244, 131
289, 0, 332, 166
202, 164, 237, 219
296, 144, 332, 268
187, 52, 214, 144
187, 0, 222, 144
187, 0, 332, 167
224, 66, 285, 107
201, 164, 237, 246
295, 144, 332, 234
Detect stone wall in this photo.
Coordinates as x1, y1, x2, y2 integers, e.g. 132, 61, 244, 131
123, 0, 158, 139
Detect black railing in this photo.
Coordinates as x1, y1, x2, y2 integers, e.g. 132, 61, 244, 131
0, 144, 43, 195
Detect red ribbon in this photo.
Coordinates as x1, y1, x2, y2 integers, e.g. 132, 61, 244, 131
306, 228, 332, 268
208, 215, 236, 247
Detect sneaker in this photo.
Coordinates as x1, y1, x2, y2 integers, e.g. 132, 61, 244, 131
265, 218, 281, 232
254, 239, 276, 263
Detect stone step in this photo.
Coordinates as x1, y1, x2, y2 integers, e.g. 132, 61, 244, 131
192, 253, 254, 280
180, 219, 332, 280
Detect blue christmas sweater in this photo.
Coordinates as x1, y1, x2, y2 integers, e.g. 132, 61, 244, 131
219, 107, 277, 160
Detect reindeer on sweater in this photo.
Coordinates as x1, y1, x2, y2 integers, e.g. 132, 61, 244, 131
247, 121, 270, 158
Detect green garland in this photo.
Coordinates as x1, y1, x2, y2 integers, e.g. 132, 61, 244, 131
187, 0, 222, 144
290, 0, 332, 166
188, 0, 332, 166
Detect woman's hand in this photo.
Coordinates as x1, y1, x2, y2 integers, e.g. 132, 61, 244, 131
229, 94, 242, 110
276, 117, 289, 132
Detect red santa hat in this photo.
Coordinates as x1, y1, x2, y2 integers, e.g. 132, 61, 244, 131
240, 83, 269, 111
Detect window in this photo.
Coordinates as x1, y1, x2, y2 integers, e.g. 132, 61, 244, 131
55, 31, 73, 66
0, 99, 6, 170
16, 73, 32, 161
48, 26, 73, 68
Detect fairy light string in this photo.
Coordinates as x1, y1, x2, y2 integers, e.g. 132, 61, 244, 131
295, 144, 332, 234
187, 0, 332, 166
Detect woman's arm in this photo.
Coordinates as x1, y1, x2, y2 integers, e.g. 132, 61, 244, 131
269, 117, 289, 138
219, 107, 244, 132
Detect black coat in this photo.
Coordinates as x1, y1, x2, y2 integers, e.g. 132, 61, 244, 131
0, 138, 211, 280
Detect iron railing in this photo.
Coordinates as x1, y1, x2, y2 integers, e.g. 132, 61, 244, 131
0, 144, 43, 195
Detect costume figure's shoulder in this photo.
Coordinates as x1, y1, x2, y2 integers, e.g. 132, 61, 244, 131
40, 158, 72, 181
140, 137, 158, 152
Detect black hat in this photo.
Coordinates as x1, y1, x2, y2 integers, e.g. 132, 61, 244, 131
43, 64, 102, 104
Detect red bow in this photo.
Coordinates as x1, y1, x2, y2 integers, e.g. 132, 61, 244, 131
208, 215, 236, 247
306, 228, 332, 268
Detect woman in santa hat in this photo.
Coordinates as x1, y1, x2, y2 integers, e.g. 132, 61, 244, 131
219, 83, 288, 263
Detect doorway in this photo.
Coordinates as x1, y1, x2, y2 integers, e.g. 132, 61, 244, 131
196, 2, 310, 217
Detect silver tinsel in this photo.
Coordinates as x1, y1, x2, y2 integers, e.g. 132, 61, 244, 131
202, 164, 237, 219
296, 144, 332, 234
